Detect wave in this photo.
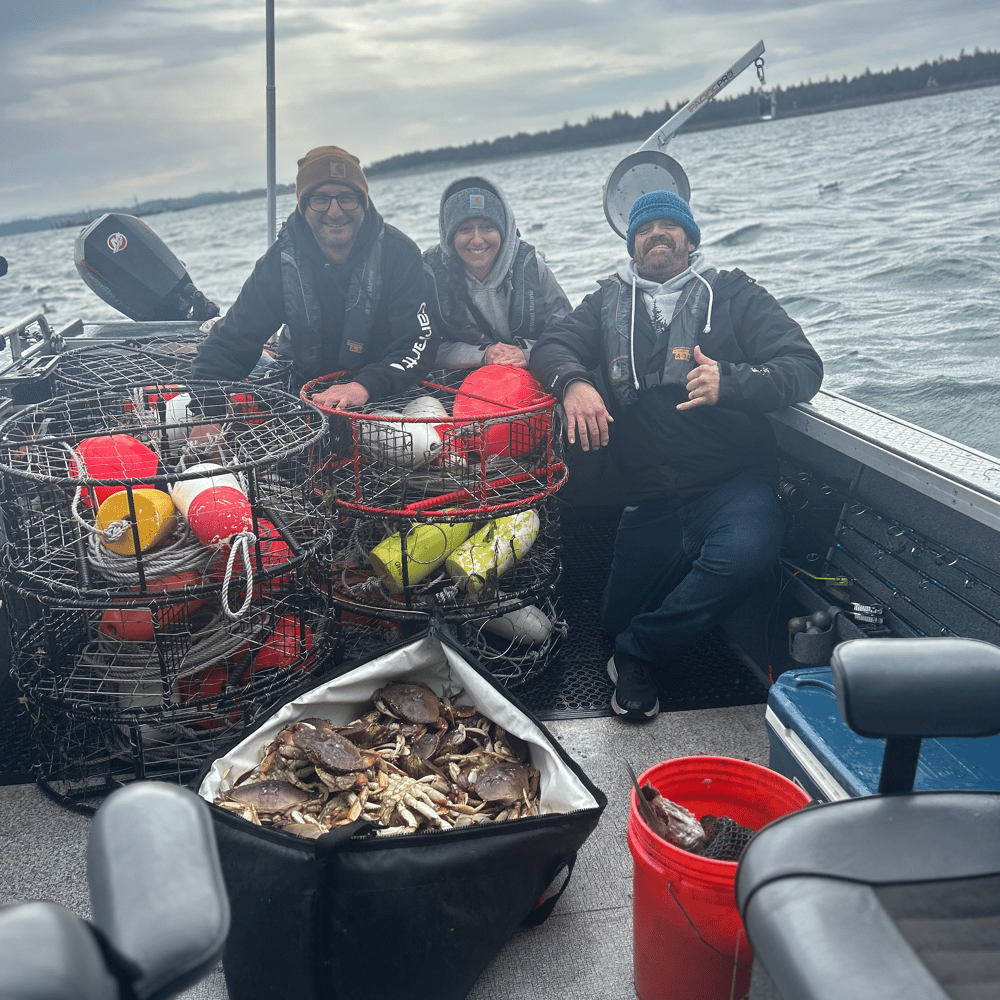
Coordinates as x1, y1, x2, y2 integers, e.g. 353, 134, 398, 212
709, 223, 766, 247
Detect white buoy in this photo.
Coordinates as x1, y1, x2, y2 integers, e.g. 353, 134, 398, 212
481, 605, 553, 646
360, 409, 442, 467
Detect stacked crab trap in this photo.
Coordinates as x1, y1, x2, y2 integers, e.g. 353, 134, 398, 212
0, 380, 339, 803
53, 333, 291, 396
302, 365, 569, 689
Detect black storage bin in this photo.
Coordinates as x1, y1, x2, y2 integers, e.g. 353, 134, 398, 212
195, 625, 607, 1000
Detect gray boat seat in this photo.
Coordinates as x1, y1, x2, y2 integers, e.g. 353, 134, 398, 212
0, 782, 230, 1000
736, 637, 1000, 1000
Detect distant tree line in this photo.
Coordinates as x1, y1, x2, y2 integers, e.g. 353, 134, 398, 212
365, 48, 1000, 176
0, 184, 296, 236
3, 49, 997, 234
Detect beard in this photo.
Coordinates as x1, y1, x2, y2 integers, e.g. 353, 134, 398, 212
634, 239, 692, 282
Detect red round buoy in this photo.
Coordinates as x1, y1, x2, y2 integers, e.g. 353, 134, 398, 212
170, 462, 253, 547
177, 664, 242, 729
253, 616, 314, 673
99, 569, 207, 641
452, 365, 550, 458
70, 434, 161, 507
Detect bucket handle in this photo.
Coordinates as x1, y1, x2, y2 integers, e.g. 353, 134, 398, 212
666, 881, 754, 981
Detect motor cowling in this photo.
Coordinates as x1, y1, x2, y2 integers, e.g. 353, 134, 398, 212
75, 213, 200, 321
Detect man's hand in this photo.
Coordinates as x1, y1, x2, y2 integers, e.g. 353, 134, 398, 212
484, 343, 529, 368
562, 380, 613, 451
313, 381, 371, 411
677, 344, 720, 410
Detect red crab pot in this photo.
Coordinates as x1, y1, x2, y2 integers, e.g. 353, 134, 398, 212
194, 624, 607, 1000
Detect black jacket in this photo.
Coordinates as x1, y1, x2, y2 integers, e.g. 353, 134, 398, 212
190, 205, 435, 401
529, 268, 823, 504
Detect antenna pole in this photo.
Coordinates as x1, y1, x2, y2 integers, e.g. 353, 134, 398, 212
266, 0, 277, 247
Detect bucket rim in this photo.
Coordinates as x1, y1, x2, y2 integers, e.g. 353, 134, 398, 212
630, 754, 811, 871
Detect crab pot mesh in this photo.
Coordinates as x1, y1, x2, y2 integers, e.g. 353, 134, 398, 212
9, 587, 338, 750
26, 700, 250, 812
302, 371, 567, 519
9, 589, 336, 724
313, 498, 561, 619
327, 592, 564, 692
54, 338, 291, 394
0, 383, 336, 597
450, 590, 565, 689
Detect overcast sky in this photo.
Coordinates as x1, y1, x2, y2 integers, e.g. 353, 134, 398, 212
2, 0, 998, 223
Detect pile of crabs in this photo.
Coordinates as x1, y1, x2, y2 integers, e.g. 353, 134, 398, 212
215, 681, 542, 838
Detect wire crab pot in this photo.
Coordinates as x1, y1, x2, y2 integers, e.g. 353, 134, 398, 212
0, 382, 337, 598
451, 590, 566, 689
24, 703, 245, 814
313, 497, 561, 622
54, 337, 291, 394
301, 369, 567, 520
8, 587, 337, 734
324, 590, 565, 691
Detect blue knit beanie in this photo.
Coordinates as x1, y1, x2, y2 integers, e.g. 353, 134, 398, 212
626, 190, 700, 255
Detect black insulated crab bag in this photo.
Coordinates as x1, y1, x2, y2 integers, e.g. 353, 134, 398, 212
195, 626, 607, 1000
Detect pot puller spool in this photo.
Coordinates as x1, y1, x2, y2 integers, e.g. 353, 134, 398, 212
170, 462, 256, 619
602, 40, 764, 237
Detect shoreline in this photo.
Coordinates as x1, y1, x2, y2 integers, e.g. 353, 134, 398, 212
3, 77, 997, 236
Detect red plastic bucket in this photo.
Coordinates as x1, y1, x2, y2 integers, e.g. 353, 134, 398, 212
627, 756, 810, 1000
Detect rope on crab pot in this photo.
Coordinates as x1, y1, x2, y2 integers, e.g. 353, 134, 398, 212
220, 529, 257, 620
85, 523, 213, 586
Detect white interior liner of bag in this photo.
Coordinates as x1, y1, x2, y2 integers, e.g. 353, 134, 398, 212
198, 634, 601, 816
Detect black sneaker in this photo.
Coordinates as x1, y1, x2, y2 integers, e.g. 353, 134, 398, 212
607, 654, 659, 720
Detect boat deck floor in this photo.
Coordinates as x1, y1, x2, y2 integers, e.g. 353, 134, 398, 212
0, 703, 769, 1000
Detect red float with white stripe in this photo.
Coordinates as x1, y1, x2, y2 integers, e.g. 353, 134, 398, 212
170, 462, 253, 547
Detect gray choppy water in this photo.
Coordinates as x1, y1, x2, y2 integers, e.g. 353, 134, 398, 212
3, 87, 999, 455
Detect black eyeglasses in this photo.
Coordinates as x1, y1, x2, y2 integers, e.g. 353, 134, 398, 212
307, 191, 361, 212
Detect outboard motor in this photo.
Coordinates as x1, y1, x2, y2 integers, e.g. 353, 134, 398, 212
75, 213, 215, 321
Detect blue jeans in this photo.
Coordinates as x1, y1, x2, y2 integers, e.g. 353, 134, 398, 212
600, 477, 785, 667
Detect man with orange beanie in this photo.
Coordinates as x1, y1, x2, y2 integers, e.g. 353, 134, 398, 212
192, 146, 435, 409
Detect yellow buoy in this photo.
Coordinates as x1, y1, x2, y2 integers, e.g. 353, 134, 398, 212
369, 520, 474, 594
96, 489, 177, 555
445, 509, 540, 596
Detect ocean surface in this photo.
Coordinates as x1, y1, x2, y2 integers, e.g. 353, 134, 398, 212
2, 87, 999, 456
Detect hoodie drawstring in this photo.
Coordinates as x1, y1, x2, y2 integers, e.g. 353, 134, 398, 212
629, 278, 640, 391
691, 268, 714, 336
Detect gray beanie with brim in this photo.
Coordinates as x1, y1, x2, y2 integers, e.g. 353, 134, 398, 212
442, 184, 507, 248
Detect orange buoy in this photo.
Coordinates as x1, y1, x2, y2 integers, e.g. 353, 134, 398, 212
177, 664, 242, 729
170, 462, 253, 547
99, 569, 207, 641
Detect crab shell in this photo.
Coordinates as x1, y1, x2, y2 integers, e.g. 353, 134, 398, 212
227, 779, 311, 814
374, 682, 442, 724
293, 727, 365, 774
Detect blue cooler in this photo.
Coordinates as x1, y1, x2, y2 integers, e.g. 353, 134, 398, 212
766, 667, 1000, 801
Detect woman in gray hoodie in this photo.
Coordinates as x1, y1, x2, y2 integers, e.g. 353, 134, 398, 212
423, 176, 571, 370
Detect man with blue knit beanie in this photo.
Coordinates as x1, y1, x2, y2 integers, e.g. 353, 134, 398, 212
530, 190, 822, 720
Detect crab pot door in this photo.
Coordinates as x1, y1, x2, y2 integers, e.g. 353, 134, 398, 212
196, 629, 606, 1000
